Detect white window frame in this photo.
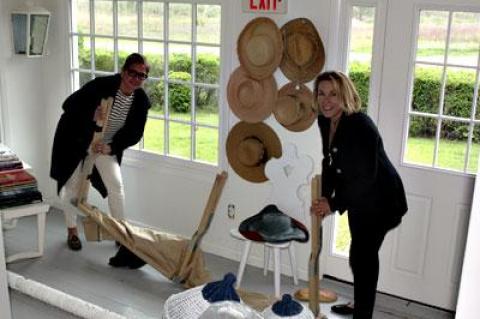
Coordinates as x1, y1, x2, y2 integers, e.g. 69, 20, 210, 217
329, 0, 387, 123
67, 0, 225, 172
402, 4, 480, 175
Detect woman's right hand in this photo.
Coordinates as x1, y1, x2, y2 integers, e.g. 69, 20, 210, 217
310, 197, 333, 218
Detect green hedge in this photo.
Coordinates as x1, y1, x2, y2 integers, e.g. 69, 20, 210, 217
349, 61, 479, 141
82, 47, 477, 140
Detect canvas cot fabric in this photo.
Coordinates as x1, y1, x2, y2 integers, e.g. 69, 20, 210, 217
79, 203, 209, 288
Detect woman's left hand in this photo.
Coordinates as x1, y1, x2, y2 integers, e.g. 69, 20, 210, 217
310, 197, 333, 218
92, 142, 111, 155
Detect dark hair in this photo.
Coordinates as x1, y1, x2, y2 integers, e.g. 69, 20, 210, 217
121, 53, 150, 74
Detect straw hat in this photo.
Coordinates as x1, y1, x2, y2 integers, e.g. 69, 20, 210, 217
237, 17, 283, 80
274, 82, 317, 132
163, 273, 241, 319
227, 66, 277, 123
226, 122, 282, 183
262, 294, 315, 319
280, 18, 325, 83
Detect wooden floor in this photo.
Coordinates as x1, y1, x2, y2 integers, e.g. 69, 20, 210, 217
4, 208, 454, 319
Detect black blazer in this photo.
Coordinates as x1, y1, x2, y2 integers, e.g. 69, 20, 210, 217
50, 74, 151, 197
318, 112, 407, 229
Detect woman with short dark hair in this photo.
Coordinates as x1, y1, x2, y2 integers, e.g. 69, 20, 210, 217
50, 53, 151, 251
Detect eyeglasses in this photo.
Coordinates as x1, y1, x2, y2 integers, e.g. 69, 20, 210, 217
127, 69, 148, 80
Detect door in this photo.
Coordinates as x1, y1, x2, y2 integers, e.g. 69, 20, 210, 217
322, 0, 478, 310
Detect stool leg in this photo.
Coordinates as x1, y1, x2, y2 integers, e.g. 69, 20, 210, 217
236, 240, 252, 288
288, 243, 298, 285
37, 212, 46, 255
264, 245, 270, 276
273, 247, 281, 298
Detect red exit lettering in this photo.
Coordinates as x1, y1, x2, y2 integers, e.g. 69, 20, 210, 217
249, 0, 281, 11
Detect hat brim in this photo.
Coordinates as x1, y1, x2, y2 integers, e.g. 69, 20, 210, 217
227, 66, 277, 123
239, 205, 309, 243
238, 17, 283, 80
226, 122, 282, 183
280, 18, 325, 83
274, 82, 317, 132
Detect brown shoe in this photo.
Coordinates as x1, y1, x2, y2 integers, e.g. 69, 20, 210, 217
67, 234, 82, 251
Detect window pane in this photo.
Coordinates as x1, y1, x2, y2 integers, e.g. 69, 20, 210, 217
437, 120, 468, 171
74, 35, 91, 69
348, 6, 375, 67
144, 79, 164, 115
73, 71, 92, 90
197, 4, 220, 44
168, 83, 191, 122
144, 117, 164, 155
95, 38, 114, 72
95, 0, 113, 35
118, 39, 138, 68
196, 47, 220, 84
348, 62, 370, 112
448, 12, 480, 67
195, 126, 218, 164
143, 2, 164, 40
411, 64, 442, 114
72, 0, 90, 33
118, 1, 138, 37
333, 212, 350, 256
476, 82, 480, 120
195, 87, 218, 126
169, 122, 191, 159
143, 42, 164, 78
405, 115, 437, 166
169, 3, 191, 42
444, 67, 475, 117
468, 125, 480, 173
169, 44, 192, 73
417, 11, 448, 64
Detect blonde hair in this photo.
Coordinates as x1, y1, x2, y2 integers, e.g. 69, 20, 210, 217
313, 71, 361, 115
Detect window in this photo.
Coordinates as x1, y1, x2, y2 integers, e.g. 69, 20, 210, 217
333, 2, 379, 256
69, 0, 222, 165
404, 9, 480, 174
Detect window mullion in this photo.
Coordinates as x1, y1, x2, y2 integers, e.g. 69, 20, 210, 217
113, 0, 119, 72
464, 44, 480, 171
164, 2, 170, 156
89, 0, 95, 79
433, 11, 454, 168
191, 3, 197, 161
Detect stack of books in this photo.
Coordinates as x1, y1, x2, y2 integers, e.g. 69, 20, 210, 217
0, 145, 42, 209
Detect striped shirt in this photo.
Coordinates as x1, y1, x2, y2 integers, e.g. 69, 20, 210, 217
103, 90, 134, 144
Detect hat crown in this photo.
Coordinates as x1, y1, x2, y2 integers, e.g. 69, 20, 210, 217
287, 33, 315, 67
272, 294, 303, 316
237, 138, 265, 167
202, 273, 241, 303
275, 95, 305, 126
237, 80, 262, 109
246, 35, 274, 67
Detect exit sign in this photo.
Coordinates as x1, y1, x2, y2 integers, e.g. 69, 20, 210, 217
242, 0, 288, 14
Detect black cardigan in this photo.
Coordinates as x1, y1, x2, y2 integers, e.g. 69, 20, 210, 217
50, 74, 151, 197
318, 112, 407, 229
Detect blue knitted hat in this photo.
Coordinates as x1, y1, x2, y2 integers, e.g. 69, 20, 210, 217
201, 273, 240, 303
262, 294, 314, 319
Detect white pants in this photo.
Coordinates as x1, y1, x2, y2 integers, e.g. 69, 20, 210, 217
61, 154, 125, 228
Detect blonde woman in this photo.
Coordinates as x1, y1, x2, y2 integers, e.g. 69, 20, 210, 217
311, 71, 408, 318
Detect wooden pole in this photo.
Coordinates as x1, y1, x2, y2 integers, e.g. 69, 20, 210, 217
308, 174, 325, 318
75, 97, 113, 205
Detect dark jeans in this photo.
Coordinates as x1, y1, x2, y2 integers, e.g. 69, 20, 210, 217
348, 210, 389, 319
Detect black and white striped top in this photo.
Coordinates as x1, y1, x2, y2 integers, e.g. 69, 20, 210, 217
103, 90, 134, 144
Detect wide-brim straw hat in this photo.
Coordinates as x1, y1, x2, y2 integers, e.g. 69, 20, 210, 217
280, 18, 325, 83
226, 122, 282, 183
238, 17, 283, 80
273, 82, 317, 132
227, 66, 277, 123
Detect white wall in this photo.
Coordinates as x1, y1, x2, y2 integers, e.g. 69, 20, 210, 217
1, 0, 334, 281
